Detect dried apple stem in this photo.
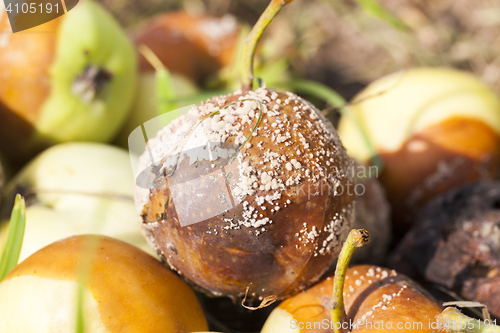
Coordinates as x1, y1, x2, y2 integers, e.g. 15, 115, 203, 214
437, 307, 500, 333
241, 0, 293, 91
331, 229, 370, 333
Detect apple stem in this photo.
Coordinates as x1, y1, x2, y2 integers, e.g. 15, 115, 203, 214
330, 229, 370, 333
437, 307, 500, 333
241, 0, 293, 91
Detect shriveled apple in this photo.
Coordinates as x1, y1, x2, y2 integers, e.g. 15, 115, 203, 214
0, 0, 137, 164
0, 234, 208, 332
0, 142, 153, 262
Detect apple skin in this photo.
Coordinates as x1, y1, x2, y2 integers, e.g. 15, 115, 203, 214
388, 181, 500, 319
0, 234, 208, 333
0, 0, 137, 164
0, 142, 154, 262
262, 265, 444, 333
338, 68, 500, 234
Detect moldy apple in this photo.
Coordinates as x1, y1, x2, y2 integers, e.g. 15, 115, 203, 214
134, 0, 354, 301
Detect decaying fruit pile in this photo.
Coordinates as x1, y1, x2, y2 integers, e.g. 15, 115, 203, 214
1, 0, 500, 332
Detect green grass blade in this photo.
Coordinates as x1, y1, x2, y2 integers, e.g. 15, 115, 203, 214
75, 282, 85, 333
0, 194, 26, 281
138, 45, 178, 115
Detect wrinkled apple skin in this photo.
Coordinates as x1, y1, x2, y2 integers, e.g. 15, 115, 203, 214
0, 235, 208, 333
0, 143, 154, 261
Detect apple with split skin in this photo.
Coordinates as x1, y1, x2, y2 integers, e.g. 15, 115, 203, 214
0, 142, 154, 262
0, 0, 137, 164
134, 0, 355, 301
0, 234, 208, 332
338, 68, 500, 235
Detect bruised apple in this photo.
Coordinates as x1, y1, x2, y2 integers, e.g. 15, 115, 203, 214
0, 235, 208, 332
338, 68, 500, 234
0, 142, 154, 261
0, 0, 136, 163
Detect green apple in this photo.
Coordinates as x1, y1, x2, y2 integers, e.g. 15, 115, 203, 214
0, 234, 208, 332
0, 0, 137, 163
0, 142, 154, 262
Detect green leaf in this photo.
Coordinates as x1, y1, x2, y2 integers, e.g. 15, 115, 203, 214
0, 194, 26, 281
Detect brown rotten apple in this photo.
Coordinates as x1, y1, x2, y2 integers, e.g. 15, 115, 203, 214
338, 68, 500, 235
132, 11, 239, 84
0, 235, 208, 332
134, 0, 354, 300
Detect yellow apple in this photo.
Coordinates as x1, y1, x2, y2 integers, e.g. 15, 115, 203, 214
0, 142, 154, 262
338, 68, 500, 233
0, 234, 208, 332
